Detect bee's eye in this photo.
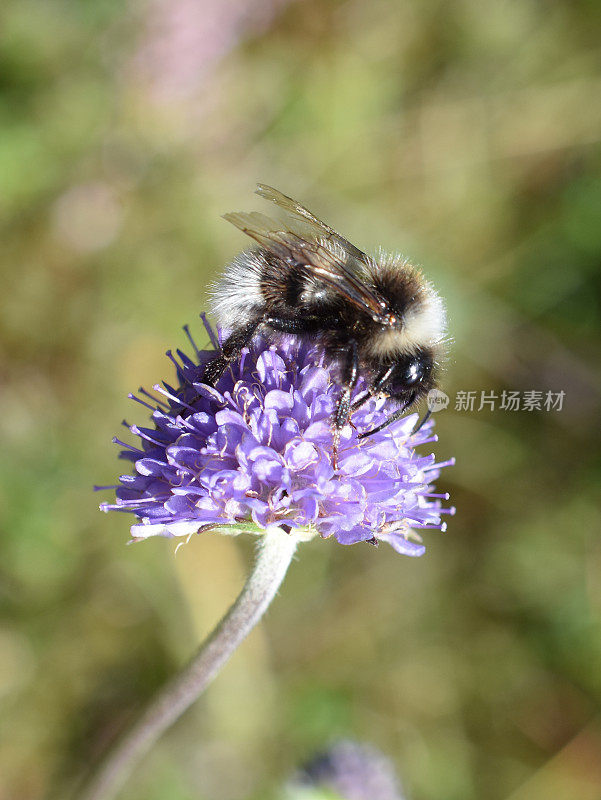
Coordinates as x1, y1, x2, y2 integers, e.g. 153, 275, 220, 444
400, 357, 427, 387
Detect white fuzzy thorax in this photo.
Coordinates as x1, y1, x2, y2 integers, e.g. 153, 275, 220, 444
209, 250, 264, 328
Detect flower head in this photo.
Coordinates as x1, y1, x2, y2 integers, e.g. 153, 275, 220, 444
99, 319, 454, 556
290, 739, 406, 800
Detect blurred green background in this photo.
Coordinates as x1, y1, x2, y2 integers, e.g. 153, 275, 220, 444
1, 1, 601, 798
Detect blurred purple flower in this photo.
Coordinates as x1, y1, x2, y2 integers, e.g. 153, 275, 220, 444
292, 740, 407, 800
130, 0, 293, 104
99, 319, 454, 556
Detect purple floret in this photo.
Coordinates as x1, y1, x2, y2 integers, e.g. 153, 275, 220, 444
294, 739, 407, 800
100, 320, 454, 556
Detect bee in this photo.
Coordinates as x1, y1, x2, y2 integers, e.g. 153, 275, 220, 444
206, 185, 447, 462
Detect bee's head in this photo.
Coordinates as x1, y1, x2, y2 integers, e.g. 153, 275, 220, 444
389, 349, 435, 398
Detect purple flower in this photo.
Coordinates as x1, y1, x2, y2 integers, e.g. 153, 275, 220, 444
292, 740, 407, 800
99, 319, 454, 556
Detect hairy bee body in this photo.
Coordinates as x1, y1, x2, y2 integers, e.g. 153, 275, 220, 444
207, 185, 447, 452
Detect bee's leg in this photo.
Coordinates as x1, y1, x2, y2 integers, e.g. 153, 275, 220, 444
332, 339, 359, 468
203, 319, 260, 386
203, 314, 327, 386
263, 314, 329, 334
262, 314, 356, 466
350, 364, 396, 412
357, 392, 417, 439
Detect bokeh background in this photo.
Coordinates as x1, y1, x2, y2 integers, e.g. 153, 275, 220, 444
2, 1, 601, 798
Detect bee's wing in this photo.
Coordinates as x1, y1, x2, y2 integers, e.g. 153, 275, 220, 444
256, 184, 369, 266
224, 192, 391, 323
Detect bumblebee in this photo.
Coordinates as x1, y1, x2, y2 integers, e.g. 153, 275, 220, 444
207, 185, 447, 461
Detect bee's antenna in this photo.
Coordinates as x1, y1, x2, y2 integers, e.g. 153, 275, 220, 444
411, 407, 433, 435
357, 394, 416, 439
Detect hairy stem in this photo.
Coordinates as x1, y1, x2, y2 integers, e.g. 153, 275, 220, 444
76, 528, 298, 800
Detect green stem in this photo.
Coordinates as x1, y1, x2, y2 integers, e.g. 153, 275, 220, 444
76, 528, 299, 800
